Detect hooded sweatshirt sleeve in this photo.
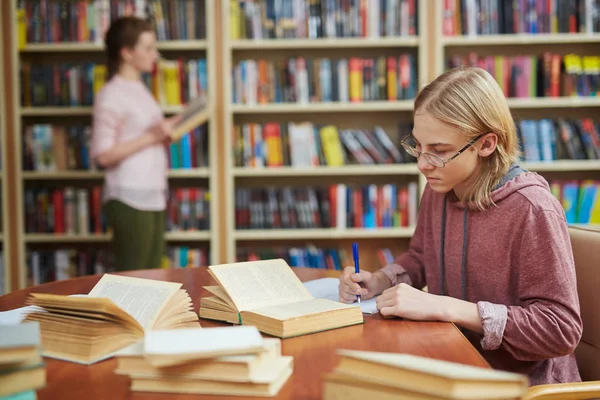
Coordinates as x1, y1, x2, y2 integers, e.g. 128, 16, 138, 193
487, 207, 582, 361
380, 188, 429, 290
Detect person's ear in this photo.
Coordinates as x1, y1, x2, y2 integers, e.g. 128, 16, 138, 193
476, 132, 497, 158
120, 47, 133, 64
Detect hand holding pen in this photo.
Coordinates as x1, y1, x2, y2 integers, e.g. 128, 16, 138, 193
338, 242, 378, 304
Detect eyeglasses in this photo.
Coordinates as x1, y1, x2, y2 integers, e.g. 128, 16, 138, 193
400, 133, 485, 168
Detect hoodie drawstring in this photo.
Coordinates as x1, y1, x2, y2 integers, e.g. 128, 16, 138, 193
439, 195, 469, 301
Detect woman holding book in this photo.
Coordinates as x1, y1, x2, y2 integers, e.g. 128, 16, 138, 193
91, 17, 180, 270
338, 67, 582, 386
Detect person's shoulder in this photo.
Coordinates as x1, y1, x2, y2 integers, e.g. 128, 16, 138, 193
514, 177, 563, 215
94, 78, 126, 111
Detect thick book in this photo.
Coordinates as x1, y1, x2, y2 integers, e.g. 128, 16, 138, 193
325, 350, 529, 400
171, 94, 210, 141
23, 274, 199, 364
198, 259, 364, 338
116, 336, 283, 382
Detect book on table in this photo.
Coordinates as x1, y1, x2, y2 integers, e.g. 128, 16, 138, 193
171, 94, 210, 141
323, 349, 529, 400
0, 323, 46, 398
23, 274, 199, 365
198, 258, 364, 338
115, 327, 292, 397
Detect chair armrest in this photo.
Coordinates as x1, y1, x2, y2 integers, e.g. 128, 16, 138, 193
523, 381, 600, 400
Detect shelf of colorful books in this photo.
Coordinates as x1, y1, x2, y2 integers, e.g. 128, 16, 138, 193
234, 227, 416, 241
232, 164, 420, 177
19, 40, 208, 53
441, 33, 600, 46
229, 37, 420, 50
523, 160, 600, 172
230, 101, 415, 114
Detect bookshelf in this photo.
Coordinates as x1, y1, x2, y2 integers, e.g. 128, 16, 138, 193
0, 3, 11, 295
8, 0, 218, 289
433, 1, 600, 230
222, 0, 429, 267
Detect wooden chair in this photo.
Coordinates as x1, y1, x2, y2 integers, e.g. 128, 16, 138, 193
522, 226, 600, 400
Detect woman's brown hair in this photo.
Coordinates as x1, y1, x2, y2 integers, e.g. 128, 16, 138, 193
104, 16, 154, 79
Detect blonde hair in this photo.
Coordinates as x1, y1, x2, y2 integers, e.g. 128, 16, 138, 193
414, 67, 520, 210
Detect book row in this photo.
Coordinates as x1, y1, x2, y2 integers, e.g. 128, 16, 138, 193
19, 0, 207, 45
25, 245, 209, 286
235, 183, 419, 230
551, 179, 600, 224
443, 0, 600, 36
236, 245, 395, 270
230, 0, 419, 39
447, 52, 600, 98
23, 123, 209, 172
21, 58, 208, 108
24, 187, 210, 234
233, 122, 414, 167
517, 118, 600, 162
232, 55, 417, 104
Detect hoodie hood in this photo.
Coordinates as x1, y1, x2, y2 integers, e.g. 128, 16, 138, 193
448, 164, 549, 210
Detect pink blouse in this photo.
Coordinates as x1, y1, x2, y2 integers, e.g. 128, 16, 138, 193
91, 75, 168, 211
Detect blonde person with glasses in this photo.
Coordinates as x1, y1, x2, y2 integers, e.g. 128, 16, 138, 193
338, 67, 582, 386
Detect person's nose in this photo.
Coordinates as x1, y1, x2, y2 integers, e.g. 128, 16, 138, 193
417, 155, 435, 172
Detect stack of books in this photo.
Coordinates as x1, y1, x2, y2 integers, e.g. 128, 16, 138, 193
115, 326, 292, 397
0, 323, 46, 400
323, 350, 529, 400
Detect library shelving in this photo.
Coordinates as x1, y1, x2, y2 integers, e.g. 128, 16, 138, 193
434, 0, 600, 230
8, 0, 218, 289
222, 0, 429, 267
0, 3, 11, 295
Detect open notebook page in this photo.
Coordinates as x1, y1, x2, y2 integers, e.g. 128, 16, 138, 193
88, 274, 181, 330
209, 259, 313, 312
303, 278, 379, 314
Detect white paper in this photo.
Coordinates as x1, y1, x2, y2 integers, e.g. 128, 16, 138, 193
303, 278, 379, 315
144, 325, 264, 356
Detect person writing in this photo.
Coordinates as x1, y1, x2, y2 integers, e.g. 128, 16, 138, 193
91, 17, 180, 270
338, 67, 582, 386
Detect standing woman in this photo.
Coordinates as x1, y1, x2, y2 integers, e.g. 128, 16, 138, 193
91, 17, 180, 270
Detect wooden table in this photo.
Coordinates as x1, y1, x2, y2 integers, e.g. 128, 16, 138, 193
0, 268, 489, 399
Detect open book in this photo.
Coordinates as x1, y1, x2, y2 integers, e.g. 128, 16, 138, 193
171, 94, 210, 141
198, 259, 364, 338
24, 274, 199, 364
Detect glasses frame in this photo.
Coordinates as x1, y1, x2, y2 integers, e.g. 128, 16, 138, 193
400, 133, 486, 168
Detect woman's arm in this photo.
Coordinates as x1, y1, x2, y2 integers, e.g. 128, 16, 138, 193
91, 94, 179, 168
377, 208, 582, 361
94, 133, 156, 169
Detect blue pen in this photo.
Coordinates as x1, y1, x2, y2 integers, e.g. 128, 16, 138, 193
352, 242, 361, 304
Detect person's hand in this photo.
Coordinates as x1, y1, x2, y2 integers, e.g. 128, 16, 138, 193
376, 283, 445, 320
148, 115, 182, 144
339, 267, 378, 304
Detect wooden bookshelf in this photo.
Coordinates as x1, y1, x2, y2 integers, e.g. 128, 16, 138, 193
0, 3, 11, 295
8, 0, 219, 289
222, 0, 429, 264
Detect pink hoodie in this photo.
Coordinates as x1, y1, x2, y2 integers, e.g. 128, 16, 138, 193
381, 165, 583, 386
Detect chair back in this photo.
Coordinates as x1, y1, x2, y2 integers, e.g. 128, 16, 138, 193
569, 226, 600, 381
